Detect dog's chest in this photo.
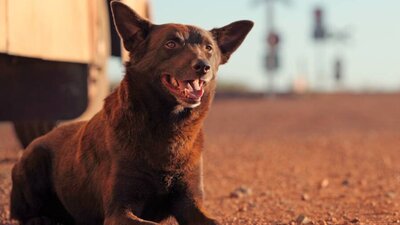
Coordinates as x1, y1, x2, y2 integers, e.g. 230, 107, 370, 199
153, 171, 184, 195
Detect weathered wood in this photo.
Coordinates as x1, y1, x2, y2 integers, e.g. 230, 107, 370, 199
0, 0, 7, 53
4, 0, 91, 63
0, 0, 150, 64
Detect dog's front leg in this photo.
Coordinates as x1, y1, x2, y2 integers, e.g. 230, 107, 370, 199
104, 209, 158, 225
172, 157, 219, 225
172, 195, 219, 225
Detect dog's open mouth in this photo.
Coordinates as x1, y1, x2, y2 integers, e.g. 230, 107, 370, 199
161, 74, 205, 107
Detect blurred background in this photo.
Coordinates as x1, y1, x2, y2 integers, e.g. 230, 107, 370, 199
0, 0, 399, 224
110, 0, 400, 94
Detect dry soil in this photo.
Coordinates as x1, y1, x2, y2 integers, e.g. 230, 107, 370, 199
1, 94, 399, 224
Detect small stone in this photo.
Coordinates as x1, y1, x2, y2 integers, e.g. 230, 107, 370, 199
238, 206, 247, 212
230, 186, 252, 198
301, 193, 310, 201
296, 214, 312, 224
360, 179, 368, 186
320, 179, 329, 188
350, 218, 360, 223
342, 179, 350, 186
330, 217, 338, 223
230, 191, 243, 198
386, 192, 396, 199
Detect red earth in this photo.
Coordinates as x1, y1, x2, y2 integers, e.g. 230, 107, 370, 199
1, 94, 399, 224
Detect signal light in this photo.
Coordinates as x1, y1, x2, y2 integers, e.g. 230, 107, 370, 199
267, 32, 280, 47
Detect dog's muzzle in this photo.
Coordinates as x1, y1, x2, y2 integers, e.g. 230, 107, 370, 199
161, 74, 207, 107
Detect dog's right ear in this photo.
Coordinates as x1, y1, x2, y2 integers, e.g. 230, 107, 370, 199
211, 20, 254, 64
110, 1, 152, 52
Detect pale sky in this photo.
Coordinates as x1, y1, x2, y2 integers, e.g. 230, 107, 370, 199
150, 0, 400, 92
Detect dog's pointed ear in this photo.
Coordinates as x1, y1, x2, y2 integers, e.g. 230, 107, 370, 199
211, 20, 254, 64
110, 1, 152, 52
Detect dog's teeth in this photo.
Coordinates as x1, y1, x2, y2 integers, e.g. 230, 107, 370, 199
199, 80, 204, 88
184, 88, 190, 97
171, 77, 178, 87
190, 79, 202, 91
184, 82, 193, 91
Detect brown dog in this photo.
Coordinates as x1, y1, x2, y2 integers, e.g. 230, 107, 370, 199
10, 1, 253, 224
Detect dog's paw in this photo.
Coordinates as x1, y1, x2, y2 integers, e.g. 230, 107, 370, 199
23, 217, 57, 225
207, 219, 221, 225
194, 218, 220, 225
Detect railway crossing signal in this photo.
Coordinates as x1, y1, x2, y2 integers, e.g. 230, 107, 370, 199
267, 32, 280, 47
256, 0, 289, 95
265, 32, 280, 72
313, 7, 326, 40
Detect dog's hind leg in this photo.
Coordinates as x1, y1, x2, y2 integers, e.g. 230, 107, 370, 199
10, 146, 73, 225
20, 216, 56, 225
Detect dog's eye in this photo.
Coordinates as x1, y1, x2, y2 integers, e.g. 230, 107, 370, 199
205, 45, 213, 52
165, 40, 177, 49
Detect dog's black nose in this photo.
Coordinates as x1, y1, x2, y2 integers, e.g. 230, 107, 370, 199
192, 60, 211, 75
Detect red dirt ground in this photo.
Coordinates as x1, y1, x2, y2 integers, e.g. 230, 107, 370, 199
1, 94, 399, 224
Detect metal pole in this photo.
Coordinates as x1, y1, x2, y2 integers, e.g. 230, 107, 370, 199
267, 0, 274, 32
267, 0, 275, 96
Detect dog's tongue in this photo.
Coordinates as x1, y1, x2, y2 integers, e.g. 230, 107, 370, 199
180, 79, 204, 99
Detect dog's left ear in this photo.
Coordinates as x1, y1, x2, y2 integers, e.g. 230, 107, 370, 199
110, 1, 152, 52
211, 20, 254, 64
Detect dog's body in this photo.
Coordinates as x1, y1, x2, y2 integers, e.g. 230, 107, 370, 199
10, 2, 253, 225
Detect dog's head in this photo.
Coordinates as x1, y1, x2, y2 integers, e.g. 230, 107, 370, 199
111, 1, 253, 109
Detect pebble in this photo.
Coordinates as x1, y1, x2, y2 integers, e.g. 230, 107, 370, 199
342, 179, 350, 186
230, 186, 252, 198
320, 179, 329, 188
330, 217, 338, 223
386, 192, 396, 199
296, 214, 312, 224
301, 193, 310, 201
360, 179, 368, 186
238, 206, 247, 212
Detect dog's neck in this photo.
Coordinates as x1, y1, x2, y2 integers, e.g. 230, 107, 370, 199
103, 71, 215, 169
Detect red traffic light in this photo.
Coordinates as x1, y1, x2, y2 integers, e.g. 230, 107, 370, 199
313, 7, 326, 40
267, 32, 280, 47
314, 8, 323, 22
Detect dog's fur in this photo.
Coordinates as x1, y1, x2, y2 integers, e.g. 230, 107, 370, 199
10, 2, 253, 225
